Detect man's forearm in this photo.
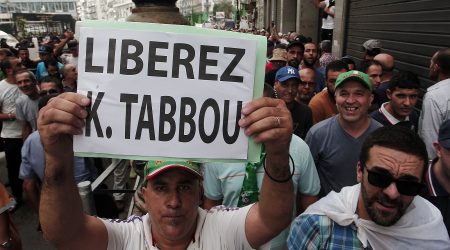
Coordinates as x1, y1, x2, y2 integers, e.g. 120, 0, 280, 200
40, 153, 87, 246
258, 152, 294, 231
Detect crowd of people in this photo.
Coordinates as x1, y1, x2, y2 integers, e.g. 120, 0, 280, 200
0, 8, 449, 250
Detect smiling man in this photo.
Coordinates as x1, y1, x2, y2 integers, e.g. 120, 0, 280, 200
288, 126, 450, 249
371, 71, 420, 132
15, 70, 40, 140
306, 70, 382, 197
274, 66, 312, 139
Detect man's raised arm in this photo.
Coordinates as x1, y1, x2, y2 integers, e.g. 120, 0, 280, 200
239, 98, 295, 248
38, 93, 107, 250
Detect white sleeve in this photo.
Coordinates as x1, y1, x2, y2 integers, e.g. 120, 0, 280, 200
419, 92, 441, 159
101, 216, 147, 250
202, 205, 255, 250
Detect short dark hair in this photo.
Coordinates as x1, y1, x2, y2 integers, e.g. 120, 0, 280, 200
320, 40, 332, 53
365, 48, 381, 57
361, 60, 382, 74
359, 126, 428, 176
435, 48, 450, 77
388, 71, 420, 91
38, 93, 59, 110
39, 76, 63, 91
44, 59, 59, 69
14, 69, 37, 83
325, 60, 349, 80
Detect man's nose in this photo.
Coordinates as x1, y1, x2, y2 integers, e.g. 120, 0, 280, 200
383, 182, 401, 200
166, 191, 181, 208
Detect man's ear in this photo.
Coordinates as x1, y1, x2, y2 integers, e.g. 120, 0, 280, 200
386, 89, 392, 100
433, 142, 441, 158
357, 162, 363, 183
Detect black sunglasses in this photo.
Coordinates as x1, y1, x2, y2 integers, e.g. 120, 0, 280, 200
39, 89, 58, 96
365, 167, 423, 196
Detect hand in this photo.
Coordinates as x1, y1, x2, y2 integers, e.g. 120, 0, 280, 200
37, 93, 90, 157
64, 30, 74, 40
238, 97, 292, 156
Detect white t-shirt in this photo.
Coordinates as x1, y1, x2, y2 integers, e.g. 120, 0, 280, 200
0, 79, 23, 138
101, 205, 255, 250
321, 0, 335, 30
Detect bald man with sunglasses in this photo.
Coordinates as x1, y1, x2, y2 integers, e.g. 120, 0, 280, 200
288, 126, 450, 249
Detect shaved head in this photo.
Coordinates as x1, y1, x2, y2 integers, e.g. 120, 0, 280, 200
374, 53, 395, 82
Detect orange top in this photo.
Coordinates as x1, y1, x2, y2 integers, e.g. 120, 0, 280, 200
309, 89, 338, 124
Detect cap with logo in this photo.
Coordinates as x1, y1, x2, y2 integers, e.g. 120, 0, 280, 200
335, 70, 372, 91
275, 66, 300, 83
38, 45, 53, 54
143, 160, 202, 185
438, 119, 450, 149
362, 39, 382, 51
269, 48, 287, 62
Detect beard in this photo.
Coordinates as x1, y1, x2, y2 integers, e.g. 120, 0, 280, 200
303, 59, 316, 68
299, 92, 315, 103
360, 179, 409, 227
288, 60, 300, 68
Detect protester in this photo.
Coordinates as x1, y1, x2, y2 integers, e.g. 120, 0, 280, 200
37, 93, 296, 249
0, 57, 25, 207
266, 48, 287, 73
419, 48, 450, 159
14, 70, 40, 140
61, 64, 77, 92
362, 39, 381, 61
315, 0, 335, 41
306, 70, 383, 196
296, 68, 316, 105
274, 66, 312, 139
301, 42, 326, 92
309, 60, 348, 124
286, 40, 304, 69
288, 125, 450, 249
370, 71, 420, 132
421, 119, 450, 235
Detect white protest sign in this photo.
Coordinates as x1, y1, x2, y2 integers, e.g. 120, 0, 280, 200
74, 21, 265, 162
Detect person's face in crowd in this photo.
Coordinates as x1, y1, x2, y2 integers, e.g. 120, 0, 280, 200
386, 87, 419, 120
271, 60, 286, 71
0, 50, 7, 61
326, 69, 347, 97
298, 69, 316, 103
16, 72, 37, 97
142, 169, 201, 245
303, 43, 318, 67
429, 51, 439, 81
274, 78, 299, 105
348, 63, 356, 71
70, 45, 79, 57
287, 45, 304, 68
367, 64, 382, 89
39, 81, 61, 96
357, 145, 424, 226
47, 64, 59, 77
7, 59, 25, 78
64, 64, 78, 81
18, 49, 30, 61
335, 81, 373, 124
39, 53, 51, 62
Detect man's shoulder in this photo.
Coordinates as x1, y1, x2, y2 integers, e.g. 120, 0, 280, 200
308, 116, 336, 135
309, 90, 329, 104
426, 78, 450, 94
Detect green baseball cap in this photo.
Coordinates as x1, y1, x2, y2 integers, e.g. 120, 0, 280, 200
335, 70, 372, 91
144, 160, 202, 185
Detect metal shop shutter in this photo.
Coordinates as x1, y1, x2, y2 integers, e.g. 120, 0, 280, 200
344, 0, 450, 90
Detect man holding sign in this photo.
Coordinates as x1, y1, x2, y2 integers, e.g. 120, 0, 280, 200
37, 93, 295, 249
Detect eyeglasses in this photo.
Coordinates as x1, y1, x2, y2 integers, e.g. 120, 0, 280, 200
365, 167, 423, 196
39, 89, 58, 96
300, 81, 315, 87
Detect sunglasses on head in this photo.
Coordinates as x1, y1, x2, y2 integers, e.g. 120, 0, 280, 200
364, 166, 423, 196
39, 89, 58, 96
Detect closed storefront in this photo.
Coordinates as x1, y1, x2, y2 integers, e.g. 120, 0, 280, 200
343, 0, 450, 89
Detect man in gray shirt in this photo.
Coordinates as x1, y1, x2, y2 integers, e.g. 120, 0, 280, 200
15, 69, 40, 140
306, 70, 383, 196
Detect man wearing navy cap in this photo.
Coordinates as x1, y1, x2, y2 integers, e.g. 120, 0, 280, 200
36, 45, 63, 81
275, 66, 312, 139
421, 119, 450, 236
